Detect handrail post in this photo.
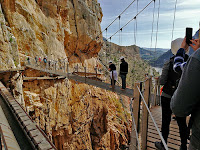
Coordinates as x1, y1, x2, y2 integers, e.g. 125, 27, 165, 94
130, 82, 141, 150
54, 61, 57, 71
157, 77, 161, 106
84, 67, 86, 83
141, 78, 151, 150
64, 61, 66, 73
67, 63, 69, 78
95, 67, 97, 81
112, 71, 114, 90
154, 77, 159, 106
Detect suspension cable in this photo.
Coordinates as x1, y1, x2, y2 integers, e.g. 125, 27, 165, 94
102, 0, 137, 33
135, 0, 139, 45
154, 0, 161, 66
171, 0, 178, 42
85, 0, 137, 49
150, 0, 156, 49
134, 20, 137, 45
107, 0, 154, 40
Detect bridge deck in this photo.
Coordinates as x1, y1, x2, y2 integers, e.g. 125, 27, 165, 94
25, 65, 134, 98
147, 106, 187, 150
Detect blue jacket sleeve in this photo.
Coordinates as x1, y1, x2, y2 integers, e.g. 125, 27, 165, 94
173, 48, 187, 73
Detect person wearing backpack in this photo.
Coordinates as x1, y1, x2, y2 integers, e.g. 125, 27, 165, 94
171, 37, 200, 150
155, 38, 189, 150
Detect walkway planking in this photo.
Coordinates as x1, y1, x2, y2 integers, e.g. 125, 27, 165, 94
0, 67, 25, 73
23, 76, 66, 81
0, 82, 56, 149
25, 65, 134, 98
147, 106, 189, 150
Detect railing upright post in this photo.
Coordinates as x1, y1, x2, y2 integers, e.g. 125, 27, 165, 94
141, 77, 151, 150
154, 77, 159, 106
67, 63, 69, 78
84, 67, 86, 83
157, 77, 161, 106
130, 82, 141, 150
64, 61, 66, 73
96, 68, 97, 81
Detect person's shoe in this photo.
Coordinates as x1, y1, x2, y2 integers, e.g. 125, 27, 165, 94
120, 88, 125, 91
155, 141, 165, 150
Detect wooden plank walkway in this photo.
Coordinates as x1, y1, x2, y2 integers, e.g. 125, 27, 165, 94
147, 106, 181, 150
25, 65, 134, 98
0, 67, 25, 73
23, 76, 66, 81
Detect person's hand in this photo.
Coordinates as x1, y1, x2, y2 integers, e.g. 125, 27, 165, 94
190, 39, 200, 51
180, 37, 189, 52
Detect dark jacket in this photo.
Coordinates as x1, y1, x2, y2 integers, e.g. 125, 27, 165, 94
109, 63, 116, 71
171, 48, 200, 149
160, 56, 181, 96
120, 60, 128, 75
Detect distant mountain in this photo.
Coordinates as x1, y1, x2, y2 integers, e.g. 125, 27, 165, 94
142, 47, 169, 52
150, 50, 173, 68
139, 47, 166, 61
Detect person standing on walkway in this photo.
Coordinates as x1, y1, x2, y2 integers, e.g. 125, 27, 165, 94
119, 56, 128, 90
108, 60, 117, 87
27, 56, 30, 65
155, 38, 189, 150
35, 56, 38, 66
171, 38, 200, 150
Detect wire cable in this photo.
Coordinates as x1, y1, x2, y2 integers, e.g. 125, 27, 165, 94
171, 0, 178, 42
150, 1, 156, 49
107, 0, 154, 40
154, 0, 161, 67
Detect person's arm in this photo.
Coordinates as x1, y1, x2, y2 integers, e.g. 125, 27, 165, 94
159, 61, 170, 85
173, 48, 187, 73
173, 37, 189, 73
190, 39, 200, 51
171, 53, 200, 117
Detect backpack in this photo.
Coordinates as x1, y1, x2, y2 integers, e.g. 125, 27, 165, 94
162, 56, 181, 96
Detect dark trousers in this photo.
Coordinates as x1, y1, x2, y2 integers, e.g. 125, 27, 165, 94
111, 79, 116, 86
161, 96, 187, 148
120, 74, 126, 89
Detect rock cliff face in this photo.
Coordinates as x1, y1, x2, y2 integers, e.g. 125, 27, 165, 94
23, 77, 131, 149
0, 0, 131, 149
0, 0, 103, 67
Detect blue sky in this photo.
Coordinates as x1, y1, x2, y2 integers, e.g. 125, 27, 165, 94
98, 0, 200, 49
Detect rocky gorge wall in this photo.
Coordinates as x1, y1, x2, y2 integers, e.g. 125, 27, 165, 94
0, 0, 131, 149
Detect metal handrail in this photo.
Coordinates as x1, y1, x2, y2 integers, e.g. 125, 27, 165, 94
136, 85, 168, 150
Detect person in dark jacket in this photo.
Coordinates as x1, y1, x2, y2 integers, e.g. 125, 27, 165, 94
119, 56, 128, 90
171, 38, 200, 150
155, 38, 189, 150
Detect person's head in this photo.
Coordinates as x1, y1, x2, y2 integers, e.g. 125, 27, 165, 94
171, 38, 189, 55
108, 60, 112, 65
120, 56, 125, 62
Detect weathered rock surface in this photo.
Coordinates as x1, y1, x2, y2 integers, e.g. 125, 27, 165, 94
23, 77, 131, 149
0, 0, 131, 149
